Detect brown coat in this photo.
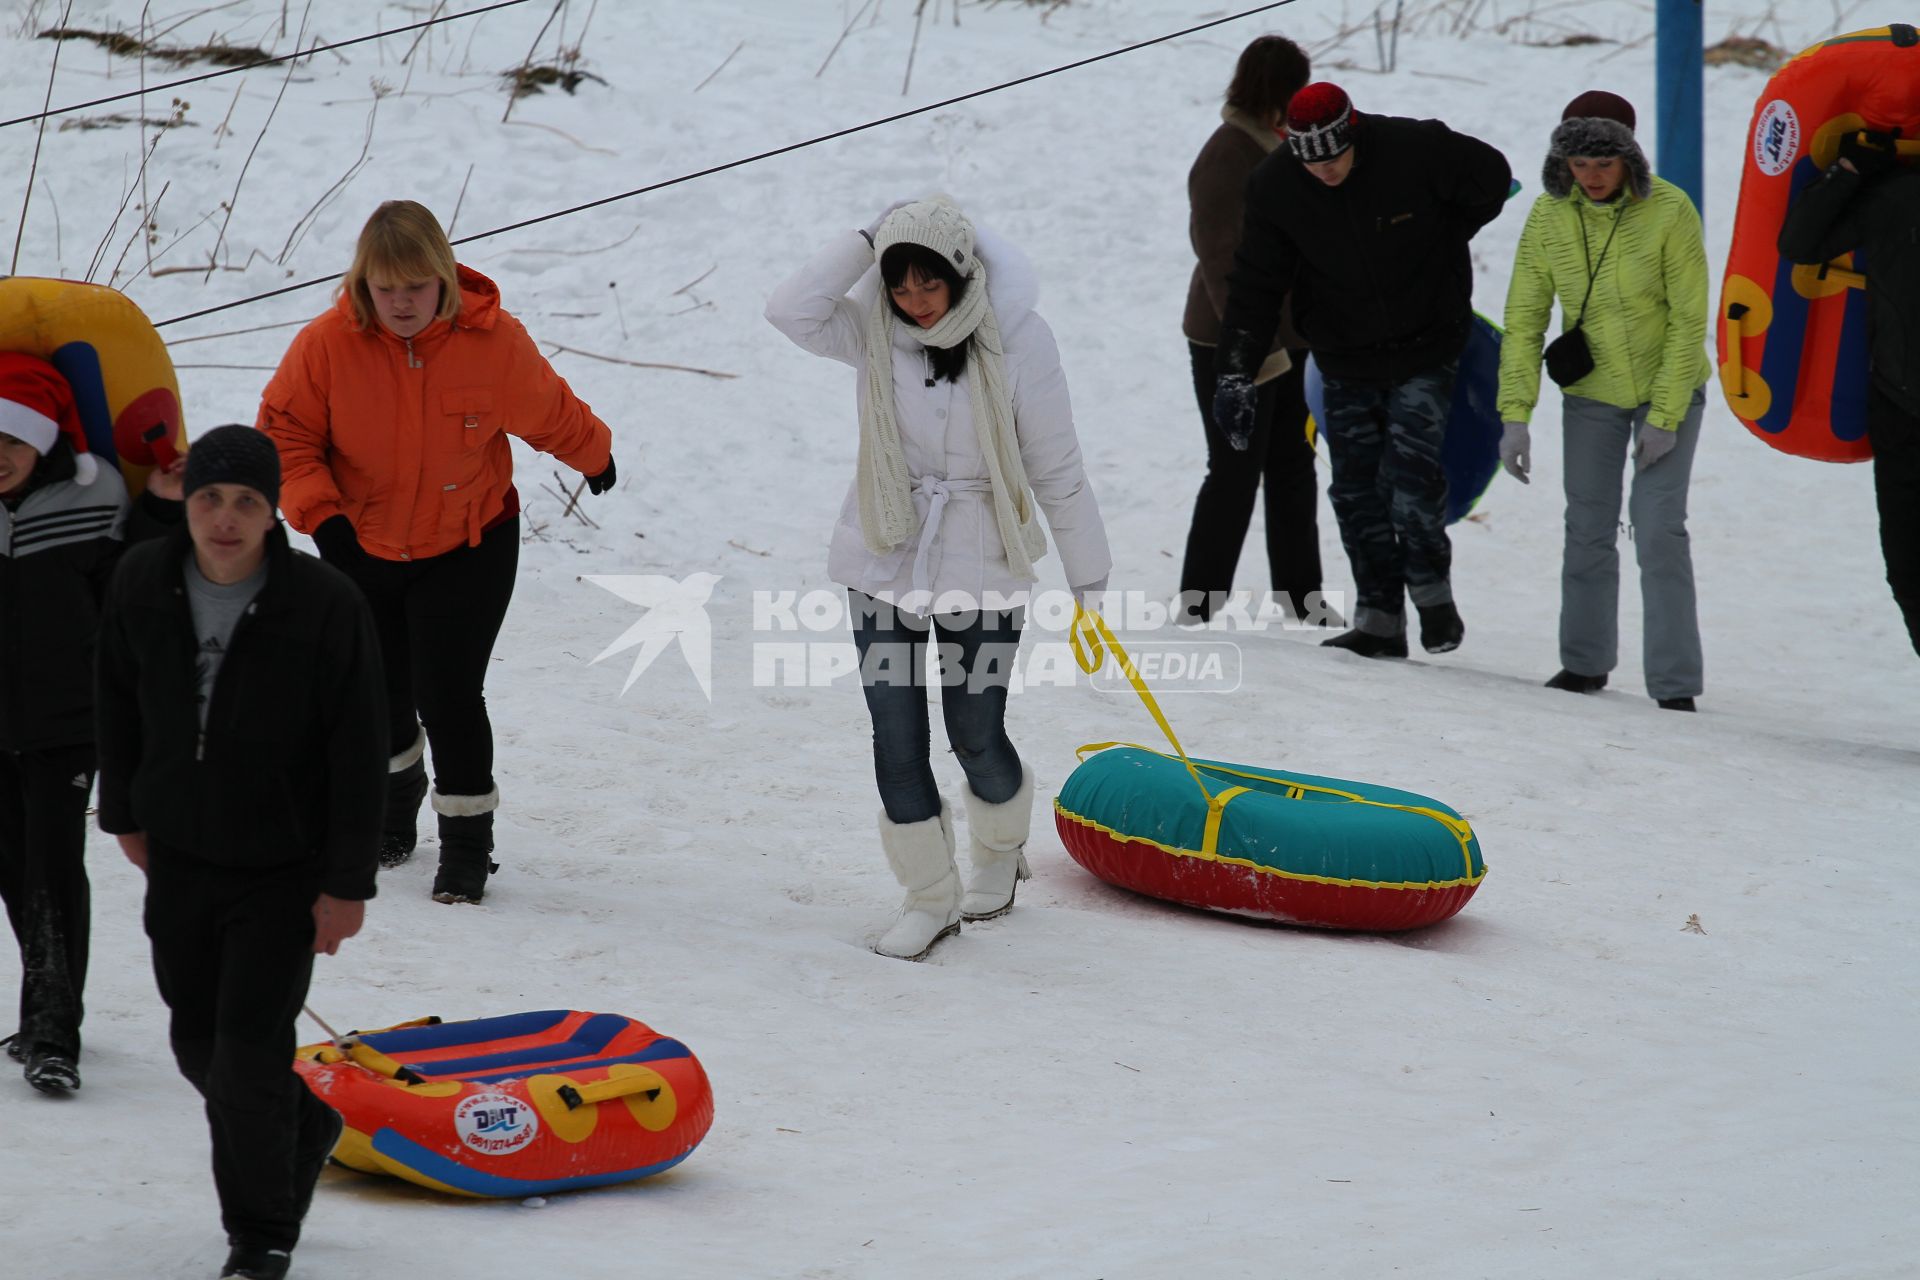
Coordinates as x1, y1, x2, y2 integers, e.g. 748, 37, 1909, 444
1184, 107, 1297, 382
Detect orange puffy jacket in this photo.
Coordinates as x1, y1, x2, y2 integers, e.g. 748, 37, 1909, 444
258, 264, 613, 561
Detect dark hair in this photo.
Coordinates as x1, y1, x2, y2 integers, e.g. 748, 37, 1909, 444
880, 242, 970, 383
1225, 35, 1310, 119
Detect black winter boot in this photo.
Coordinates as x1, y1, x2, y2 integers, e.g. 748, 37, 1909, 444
431, 788, 499, 905
1320, 627, 1408, 659
1545, 669, 1608, 693
1417, 602, 1465, 653
380, 729, 429, 869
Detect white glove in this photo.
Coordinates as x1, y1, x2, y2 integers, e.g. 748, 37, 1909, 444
1499, 422, 1530, 484
1072, 577, 1110, 613
1634, 426, 1678, 472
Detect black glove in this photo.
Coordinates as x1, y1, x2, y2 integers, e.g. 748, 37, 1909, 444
1839, 128, 1898, 179
1212, 373, 1259, 452
585, 456, 617, 496
312, 514, 365, 565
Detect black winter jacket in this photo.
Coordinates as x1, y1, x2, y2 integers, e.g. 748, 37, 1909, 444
1220, 115, 1513, 382
1778, 164, 1920, 417
0, 442, 179, 752
95, 523, 387, 900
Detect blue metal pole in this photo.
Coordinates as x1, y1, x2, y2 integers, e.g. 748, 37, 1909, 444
1656, 0, 1705, 211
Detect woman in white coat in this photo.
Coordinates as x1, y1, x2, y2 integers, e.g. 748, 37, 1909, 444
767, 197, 1111, 961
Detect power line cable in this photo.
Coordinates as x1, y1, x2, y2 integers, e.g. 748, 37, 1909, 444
0, 0, 537, 131
154, 0, 1301, 331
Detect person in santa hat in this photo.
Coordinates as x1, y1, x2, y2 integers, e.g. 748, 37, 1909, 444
0, 350, 182, 1095
1215, 82, 1512, 660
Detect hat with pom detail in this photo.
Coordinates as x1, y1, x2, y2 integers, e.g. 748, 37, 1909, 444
0, 351, 98, 485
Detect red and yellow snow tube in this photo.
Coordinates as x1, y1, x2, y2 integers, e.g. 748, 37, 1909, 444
295, 1009, 714, 1198
1718, 25, 1920, 461
0, 277, 186, 493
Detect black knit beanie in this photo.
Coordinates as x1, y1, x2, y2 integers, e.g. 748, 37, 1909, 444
184, 424, 281, 507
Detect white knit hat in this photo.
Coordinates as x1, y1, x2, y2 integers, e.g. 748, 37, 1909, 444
873, 197, 977, 273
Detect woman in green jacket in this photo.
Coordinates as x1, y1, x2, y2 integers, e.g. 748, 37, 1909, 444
1497, 91, 1710, 711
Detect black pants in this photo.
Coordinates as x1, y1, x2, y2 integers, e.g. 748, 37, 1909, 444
144, 844, 335, 1252
1869, 385, 1920, 656
326, 518, 519, 797
0, 744, 93, 1060
1179, 341, 1323, 620
849, 592, 1024, 826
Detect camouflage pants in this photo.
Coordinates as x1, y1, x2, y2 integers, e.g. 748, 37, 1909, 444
1321, 363, 1457, 635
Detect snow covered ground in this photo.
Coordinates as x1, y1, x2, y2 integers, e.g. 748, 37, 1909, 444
2, 1, 1916, 1276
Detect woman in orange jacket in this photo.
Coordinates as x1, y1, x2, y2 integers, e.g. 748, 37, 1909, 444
259, 200, 614, 905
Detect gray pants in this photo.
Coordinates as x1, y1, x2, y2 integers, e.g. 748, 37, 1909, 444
1559, 389, 1705, 699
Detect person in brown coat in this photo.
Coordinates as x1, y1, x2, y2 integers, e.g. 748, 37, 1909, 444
1178, 34, 1329, 626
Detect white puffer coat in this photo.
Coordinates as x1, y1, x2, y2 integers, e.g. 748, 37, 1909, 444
766, 227, 1111, 613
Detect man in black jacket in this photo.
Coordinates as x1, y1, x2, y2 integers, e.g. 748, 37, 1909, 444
0, 352, 181, 1095
1779, 130, 1920, 655
96, 425, 385, 1280
1215, 82, 1512, 658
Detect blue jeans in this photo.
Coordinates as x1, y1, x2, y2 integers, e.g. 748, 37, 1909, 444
848, 591, 1024, 825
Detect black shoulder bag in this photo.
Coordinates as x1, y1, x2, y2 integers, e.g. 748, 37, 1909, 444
1544, 210, 1623, 387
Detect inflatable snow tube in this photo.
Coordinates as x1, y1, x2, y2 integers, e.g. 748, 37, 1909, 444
295, 1009, 714, 1198
1055, 745, 1485, 931
1304, 313, 1505, 523
1718, 24, 1920, 462
0, 277, 186, 494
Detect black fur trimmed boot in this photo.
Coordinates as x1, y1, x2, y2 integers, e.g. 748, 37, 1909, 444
431, 788, 499, 905
380, 728, 429, 869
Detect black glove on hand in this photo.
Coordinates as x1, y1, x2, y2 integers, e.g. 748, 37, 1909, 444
586, 456, 617, 496
1212, 373, 1259, 452
1839, 128, 1898, 178
312, 514, 364, 565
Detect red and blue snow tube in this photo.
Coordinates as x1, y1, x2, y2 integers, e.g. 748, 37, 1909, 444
295, 1009, 714, 1198
1718, 25, 1920, 461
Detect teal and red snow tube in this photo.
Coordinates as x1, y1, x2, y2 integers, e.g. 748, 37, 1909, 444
1055, 745, 1485, 931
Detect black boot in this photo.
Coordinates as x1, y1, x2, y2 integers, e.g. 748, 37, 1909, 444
1320, 627, 1408, 659
23, 1048, 80, 1095
1656, 696, 1697, 712
431, 789, 499, 905
380, 730, 429, 869
1417, 602, 1465, 653
292, 1103, 344, 1223
1545, 669, 1608, 694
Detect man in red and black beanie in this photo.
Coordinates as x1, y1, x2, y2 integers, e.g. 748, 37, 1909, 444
1215, 82, 1512, 659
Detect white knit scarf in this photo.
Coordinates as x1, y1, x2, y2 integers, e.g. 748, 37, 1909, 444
856, 261, 1046, 579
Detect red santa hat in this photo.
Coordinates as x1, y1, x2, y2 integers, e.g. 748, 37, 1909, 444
0, 351, 96, 483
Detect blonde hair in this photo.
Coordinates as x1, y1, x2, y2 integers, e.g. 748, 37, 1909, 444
339, 200, 462, 330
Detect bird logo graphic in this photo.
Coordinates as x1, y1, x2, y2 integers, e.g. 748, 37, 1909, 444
583, 573, 722, 700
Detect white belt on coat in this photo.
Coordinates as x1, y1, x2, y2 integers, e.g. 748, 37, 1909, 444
909, 475, 992, 598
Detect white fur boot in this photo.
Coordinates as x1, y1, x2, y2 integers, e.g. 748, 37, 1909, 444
874, 803, 961, 961
960, 767, 1035, 921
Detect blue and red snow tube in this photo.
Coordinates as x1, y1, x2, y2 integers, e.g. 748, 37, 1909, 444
295, 1009, 713, 1198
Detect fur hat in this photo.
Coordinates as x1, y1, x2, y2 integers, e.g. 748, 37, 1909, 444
0, 351, 98, 484
1543, 90, 1651, 201
184, 424, 281, 508
873, 196, 977, 274
1285, 82, 1356, 162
